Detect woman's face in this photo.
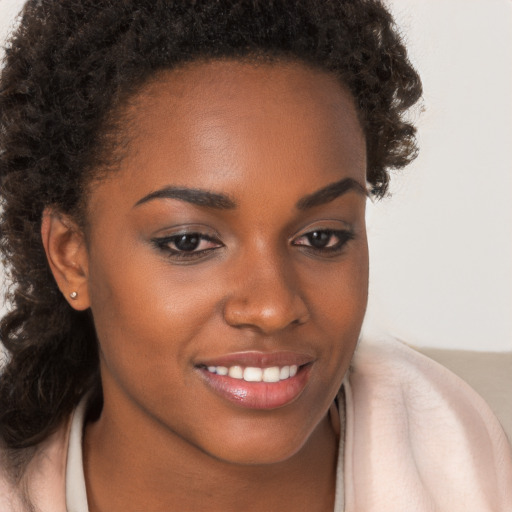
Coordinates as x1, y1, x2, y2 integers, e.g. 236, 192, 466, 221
83, 60, 368, 465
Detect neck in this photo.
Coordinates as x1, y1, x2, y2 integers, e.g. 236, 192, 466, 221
83, 395, 340, 512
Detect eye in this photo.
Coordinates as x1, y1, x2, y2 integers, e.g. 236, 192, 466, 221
292, 229, 354, 255
152, 232, 223, 260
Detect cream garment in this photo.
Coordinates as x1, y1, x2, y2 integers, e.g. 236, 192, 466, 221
343, 338, 512, 511
65, 398, 89, 512
1, 337, 512, 511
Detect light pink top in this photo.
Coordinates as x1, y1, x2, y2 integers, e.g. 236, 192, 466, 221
1, 337, 511, 511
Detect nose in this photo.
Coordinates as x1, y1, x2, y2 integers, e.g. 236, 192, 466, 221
222, 251, 310, 334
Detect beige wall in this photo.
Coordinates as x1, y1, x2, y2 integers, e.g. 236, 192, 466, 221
364, 0, 512, 351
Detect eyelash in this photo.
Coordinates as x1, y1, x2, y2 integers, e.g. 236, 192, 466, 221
152, 229, 354, 261
152, 233, 222, 261
292, 229, 355, 256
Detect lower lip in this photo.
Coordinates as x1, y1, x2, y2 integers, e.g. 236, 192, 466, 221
198, 365, 312, 410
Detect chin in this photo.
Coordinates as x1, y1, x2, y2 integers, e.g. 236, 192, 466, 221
205, 440, 307, 467
193, 412, 329, 467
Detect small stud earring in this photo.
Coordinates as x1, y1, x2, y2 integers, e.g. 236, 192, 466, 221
69, 291, 78, 300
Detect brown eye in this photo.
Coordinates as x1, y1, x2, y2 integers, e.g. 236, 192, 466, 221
152, 232, 223, 261
173, 234, 201, 252
293, 229, 355, 256
306, 231, 333, 249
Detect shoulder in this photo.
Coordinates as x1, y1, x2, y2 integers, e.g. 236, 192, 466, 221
349, 336, 510, 438
343, 337, 512, 511
0, 419, 71, 512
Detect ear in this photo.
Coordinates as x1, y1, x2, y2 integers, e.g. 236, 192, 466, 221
41, 208, 91, 311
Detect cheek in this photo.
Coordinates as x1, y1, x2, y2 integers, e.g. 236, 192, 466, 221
305, 241, 369, 377
86, 256, 225, 430
305, 241, 369, 328
86, 244, 219, 382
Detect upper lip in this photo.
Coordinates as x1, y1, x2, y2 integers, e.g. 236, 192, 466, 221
196, 351, 314, 368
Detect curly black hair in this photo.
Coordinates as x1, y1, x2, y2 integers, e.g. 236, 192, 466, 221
0, 0, 421, 454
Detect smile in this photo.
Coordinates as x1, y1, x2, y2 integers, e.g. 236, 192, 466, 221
205, 364, 298, 383
196, 352, 313, 410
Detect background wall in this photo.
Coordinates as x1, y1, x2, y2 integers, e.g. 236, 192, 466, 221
363, 0, 512, 352
1, 0, 511, 352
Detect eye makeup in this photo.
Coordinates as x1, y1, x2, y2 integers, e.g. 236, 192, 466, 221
151, 231, 224, 261
292, 228, 355, 257
150, 225, 355, 264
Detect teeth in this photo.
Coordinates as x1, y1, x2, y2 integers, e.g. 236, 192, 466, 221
205, 364, 300, 382
279, 366, 290, 380
262, 367, 280, 383
243, 367, 263, 382
228, 366, 243, 379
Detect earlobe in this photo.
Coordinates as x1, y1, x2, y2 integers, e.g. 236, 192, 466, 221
41, 208, 91, 311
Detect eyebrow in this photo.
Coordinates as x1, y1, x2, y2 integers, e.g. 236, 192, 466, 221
296, 177, 368, 210
134, 187, 237, 209
134, 177, 367, 211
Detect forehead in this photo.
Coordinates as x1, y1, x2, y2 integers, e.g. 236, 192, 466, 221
88, 60, 366, 215
136, 59, 361, 126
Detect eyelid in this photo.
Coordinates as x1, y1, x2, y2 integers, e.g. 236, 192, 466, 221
151, 223, 222, 239
290, 219, 353, 240
292, 228, 354, 245
290, 224, 355, 256
150, 224, 225, 262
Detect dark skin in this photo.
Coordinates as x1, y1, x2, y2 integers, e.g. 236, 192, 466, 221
41, 60, 368, 511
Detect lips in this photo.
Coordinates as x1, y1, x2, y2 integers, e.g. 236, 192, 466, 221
196, 351, 313, 410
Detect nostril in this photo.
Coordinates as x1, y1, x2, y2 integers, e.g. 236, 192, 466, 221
292, 316, 307, 326
222, 293, 310, 333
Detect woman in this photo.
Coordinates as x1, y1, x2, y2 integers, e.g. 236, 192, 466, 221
0, 1, 510, 510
